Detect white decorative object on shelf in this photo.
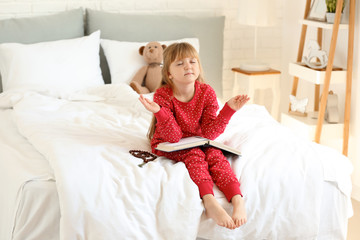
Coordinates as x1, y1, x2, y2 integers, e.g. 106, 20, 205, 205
302, 40, 328, 69
289, 95, 308, 114
307, 0, 327, 21
325, 0, 346, 23
325, 91, 340, 123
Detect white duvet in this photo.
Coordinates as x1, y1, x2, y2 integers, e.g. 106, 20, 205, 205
0, 84, 353, 240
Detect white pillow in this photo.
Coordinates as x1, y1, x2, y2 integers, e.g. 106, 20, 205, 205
100, 38, 199, 85
0, 31, 104, 97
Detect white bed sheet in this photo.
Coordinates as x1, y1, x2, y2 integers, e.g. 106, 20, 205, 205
0, 86, 204, 240
0, 109, 55, 240
198, 180, 352, 239
197, 105, 353, 239
12, 180, 60, 240
7, 180, 349, 240
0, 84, 353, 240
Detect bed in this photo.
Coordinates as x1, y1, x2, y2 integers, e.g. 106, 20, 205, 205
0, 8, 354, 240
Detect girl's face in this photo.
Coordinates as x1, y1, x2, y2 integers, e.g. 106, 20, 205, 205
168, 57, 200, 86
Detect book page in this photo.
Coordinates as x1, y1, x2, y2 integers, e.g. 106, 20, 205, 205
208, 140, 242, 156
164, 136, 207, 147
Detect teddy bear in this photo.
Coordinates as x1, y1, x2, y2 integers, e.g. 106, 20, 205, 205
130, 41, 166, 94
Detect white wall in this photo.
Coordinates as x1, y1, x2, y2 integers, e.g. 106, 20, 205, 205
281, 0, 360, 201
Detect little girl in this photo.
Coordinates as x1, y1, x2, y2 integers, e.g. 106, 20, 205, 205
139, 42, 249, 230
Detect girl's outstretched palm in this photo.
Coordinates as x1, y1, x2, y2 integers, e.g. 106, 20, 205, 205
227, 95, 250, 111
139, 94, 161, 113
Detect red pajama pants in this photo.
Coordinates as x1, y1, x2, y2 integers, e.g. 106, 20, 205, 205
159, 147, 241, 202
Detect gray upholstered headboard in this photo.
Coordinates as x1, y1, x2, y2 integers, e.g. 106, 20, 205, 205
0, 9, 225, 98
85, 9, 225, 98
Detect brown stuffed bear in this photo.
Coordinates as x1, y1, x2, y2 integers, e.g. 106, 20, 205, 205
130, 41, 166, 94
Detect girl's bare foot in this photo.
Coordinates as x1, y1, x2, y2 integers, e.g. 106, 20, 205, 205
203, 194, 235, 229
231, 194, 247, 227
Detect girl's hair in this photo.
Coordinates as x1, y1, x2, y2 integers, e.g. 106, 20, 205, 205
147, 42, 205, 141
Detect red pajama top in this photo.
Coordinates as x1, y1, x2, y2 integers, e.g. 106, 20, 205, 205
151, 81, 235, 153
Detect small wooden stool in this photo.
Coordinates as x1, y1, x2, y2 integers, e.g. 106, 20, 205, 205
231, 68, 281, 120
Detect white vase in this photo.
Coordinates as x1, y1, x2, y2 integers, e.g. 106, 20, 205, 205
325, 12, 344, 23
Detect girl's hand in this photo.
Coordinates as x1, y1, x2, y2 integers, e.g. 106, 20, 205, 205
227, 95, 250, 111
139, 94, 161, 113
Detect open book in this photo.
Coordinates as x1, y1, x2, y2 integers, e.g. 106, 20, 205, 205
155, 136, 241, 156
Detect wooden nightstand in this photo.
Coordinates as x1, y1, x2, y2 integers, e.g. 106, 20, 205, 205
231, 68, 281, 120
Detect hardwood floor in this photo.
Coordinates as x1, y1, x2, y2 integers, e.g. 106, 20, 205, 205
347, 198, 360, 240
